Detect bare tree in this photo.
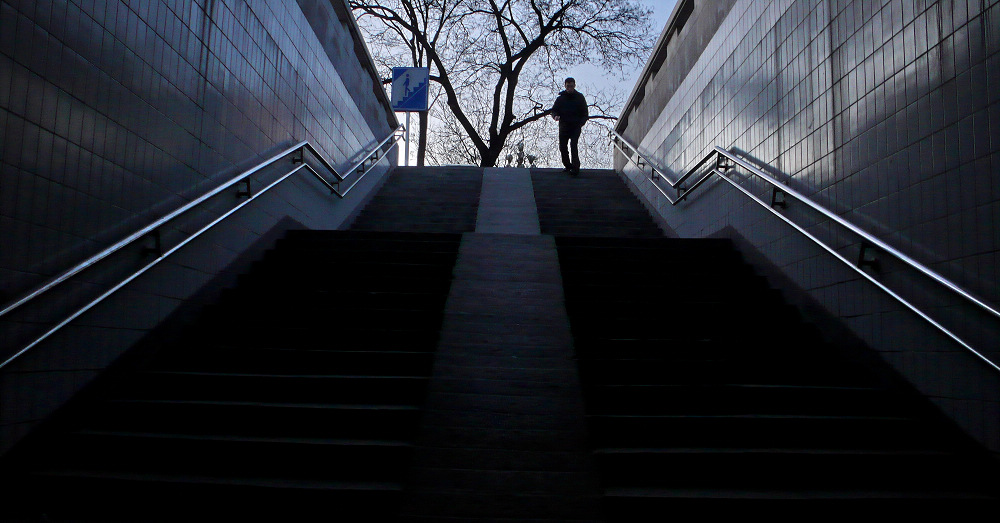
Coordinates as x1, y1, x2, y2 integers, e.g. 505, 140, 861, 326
351, 0, 653, 167
424, 80, 624, 168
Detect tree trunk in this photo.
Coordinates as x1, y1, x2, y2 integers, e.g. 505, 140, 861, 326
479, 144, 503, 167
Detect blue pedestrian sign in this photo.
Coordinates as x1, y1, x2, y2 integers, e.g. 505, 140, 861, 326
391, 67, 429, 112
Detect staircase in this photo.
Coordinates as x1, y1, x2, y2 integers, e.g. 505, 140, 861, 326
531, 169, 663, 238
1, 166, 997, 520
352, 166, 483, 233
556, 235, 1000, 514
0, 229, 462, 520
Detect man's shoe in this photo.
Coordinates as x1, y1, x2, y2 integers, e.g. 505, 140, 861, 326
561, 167, 572, 173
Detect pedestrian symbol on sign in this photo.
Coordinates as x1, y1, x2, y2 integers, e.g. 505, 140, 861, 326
391, 67, 429, 112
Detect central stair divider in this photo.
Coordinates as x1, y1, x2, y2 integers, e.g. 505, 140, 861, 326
396, 232, 604, 520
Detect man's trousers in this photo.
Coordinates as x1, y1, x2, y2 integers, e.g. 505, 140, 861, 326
559, 124, 582, 171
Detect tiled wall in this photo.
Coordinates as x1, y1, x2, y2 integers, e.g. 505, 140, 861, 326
0, 0, 397, 454
617, 0, 1000, 452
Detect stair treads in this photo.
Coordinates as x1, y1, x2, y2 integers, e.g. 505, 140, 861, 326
531, 168, 664, 238
351, 167, 484, 233
556, 235, 1000, 508
0, 230, 462, 520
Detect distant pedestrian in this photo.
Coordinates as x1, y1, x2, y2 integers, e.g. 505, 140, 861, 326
551, 77, 588, 175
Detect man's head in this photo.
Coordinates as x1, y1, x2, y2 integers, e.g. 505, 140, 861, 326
564, 77, 576, 92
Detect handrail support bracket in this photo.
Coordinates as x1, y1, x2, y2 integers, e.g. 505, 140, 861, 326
857, 241, 880, 271
770, 187, 788, 208
237, 179, 252, 198
142, 230, 162, 257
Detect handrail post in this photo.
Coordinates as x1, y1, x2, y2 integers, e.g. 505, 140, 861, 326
770, 187, 787, 208
237, 179, 252, 198
141, 230, 162, 257
857, 241, 880, 271
715, 153, 730, 172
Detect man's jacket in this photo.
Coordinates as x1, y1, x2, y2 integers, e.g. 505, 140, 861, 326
552, 90, 589, 128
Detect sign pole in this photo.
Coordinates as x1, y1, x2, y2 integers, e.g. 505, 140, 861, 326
405, 112, 410, 167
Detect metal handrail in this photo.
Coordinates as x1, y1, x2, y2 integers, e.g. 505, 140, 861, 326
611, 131, 719, 205
612, 131, 1000, 373
0, 125, 405, 369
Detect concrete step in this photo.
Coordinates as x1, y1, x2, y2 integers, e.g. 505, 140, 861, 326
586, 414, 944, 450
9, 471, 403, 520
594, 448, 992, 492
152, 346, 435, 376
32, 431, 413, 482
578, 356, 873, 387
582, 384, 900, 417
82, 399, 422, 440
115, 371, 429, 405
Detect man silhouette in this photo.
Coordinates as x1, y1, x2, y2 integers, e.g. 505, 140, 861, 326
551, 77, 588, 174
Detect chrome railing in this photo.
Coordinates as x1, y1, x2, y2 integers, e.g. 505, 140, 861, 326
611, 131, 1000, 373
0, 125, 405, 369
